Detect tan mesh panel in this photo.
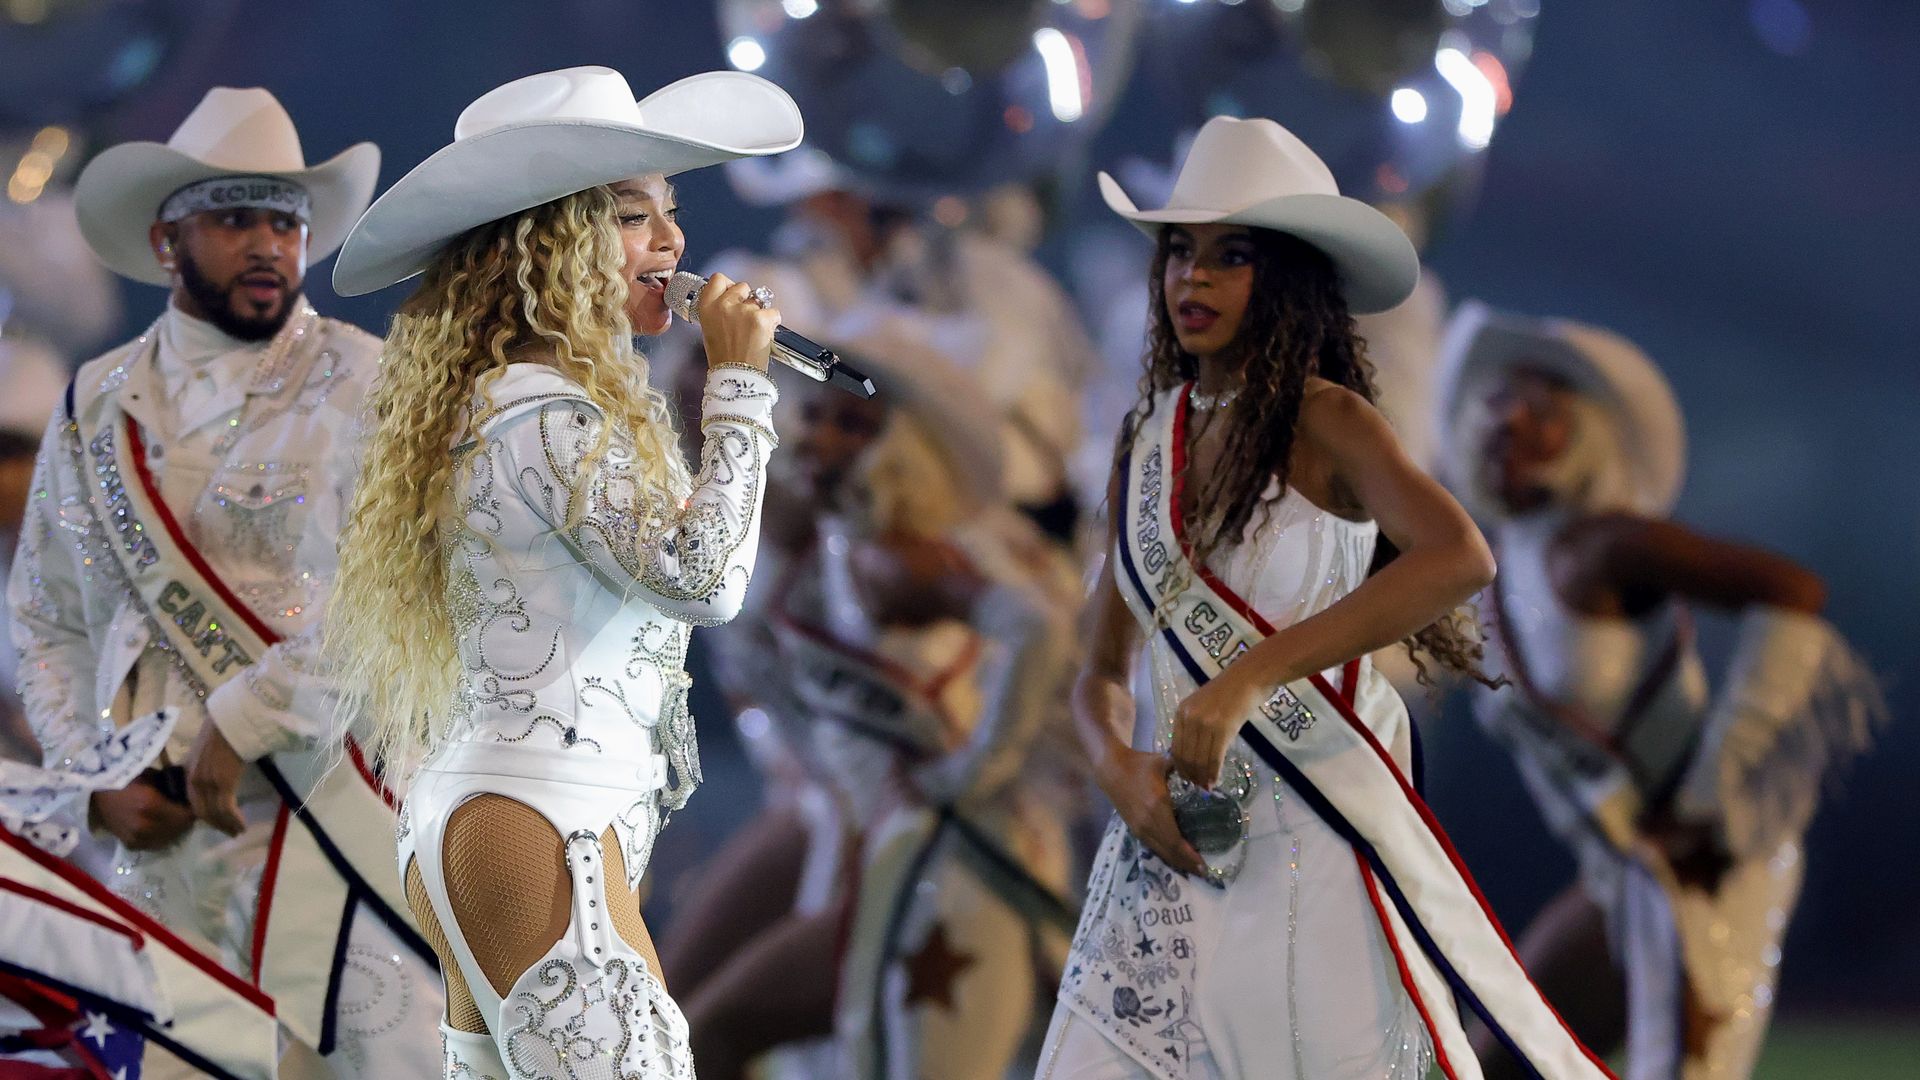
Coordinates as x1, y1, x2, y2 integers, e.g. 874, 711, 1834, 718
435, 794, 667, 999
404, 857, 488, 1034
441, 795, 570, 996
601, 821, 665, 988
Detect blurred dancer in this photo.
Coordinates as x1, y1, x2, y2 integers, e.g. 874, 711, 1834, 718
719, 149, 1096, 544
1437, 302, 1883, 1080
1039, 117, 1606, 1080
325, 66, 800, 1077
4, 86, 444, 1077
677, 323, 1077, 1080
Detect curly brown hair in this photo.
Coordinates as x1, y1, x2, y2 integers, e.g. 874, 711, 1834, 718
1115, 224, 1496, 690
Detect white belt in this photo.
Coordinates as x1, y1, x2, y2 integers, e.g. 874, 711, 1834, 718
421, 739, 669, 792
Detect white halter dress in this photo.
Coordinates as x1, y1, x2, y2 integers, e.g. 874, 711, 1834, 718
1044, 477, 1432, 1080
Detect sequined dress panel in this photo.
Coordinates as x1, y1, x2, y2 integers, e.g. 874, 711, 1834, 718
1056, 466, 1432, 1079
423, 362, 778, 874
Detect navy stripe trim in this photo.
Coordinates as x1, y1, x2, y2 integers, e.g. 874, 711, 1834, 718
1236, 723, 1547, 1080
255, 760, 437, 969
315, 894, 358, 1056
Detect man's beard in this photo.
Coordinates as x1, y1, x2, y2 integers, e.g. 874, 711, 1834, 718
178, 249, 303, 342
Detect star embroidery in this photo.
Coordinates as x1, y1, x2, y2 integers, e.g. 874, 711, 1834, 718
902, 923, 976, 1012
1134, 932, 1157, 958
113, 1070, 130, 1080
81, 1011, 114, 1049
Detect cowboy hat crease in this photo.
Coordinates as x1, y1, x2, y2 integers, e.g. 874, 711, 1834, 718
1435, 300, 1687, 516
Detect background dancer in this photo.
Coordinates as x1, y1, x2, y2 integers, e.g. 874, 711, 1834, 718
1436, 302, 1884, 1080
676, 323, 1077, 1080
4, 85, 442, 1079
1039, 116, 1600, 1080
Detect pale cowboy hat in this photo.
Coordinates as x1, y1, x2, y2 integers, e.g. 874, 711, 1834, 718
1435, 300, 1686, 515
1098, 115, 1418, 315
822, 305, 1007, 512
73, 87, 379, 286
724, 144, 857, 207
332, 66, 804, 296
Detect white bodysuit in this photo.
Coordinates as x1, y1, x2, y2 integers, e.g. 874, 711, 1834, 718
400, 361, 778, 1079
1045, 477, 1432, 1080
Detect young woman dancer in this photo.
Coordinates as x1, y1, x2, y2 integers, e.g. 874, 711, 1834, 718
323, 66, 802, 1077
674, 321, 1079, 1080
1436, 302, 1883, 1080
1038, 116, 1609, 1080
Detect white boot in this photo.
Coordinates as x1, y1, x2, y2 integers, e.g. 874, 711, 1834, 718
493, 830, 694, 1078
443, 1024, 508, 1079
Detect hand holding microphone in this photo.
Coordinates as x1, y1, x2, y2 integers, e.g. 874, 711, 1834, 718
667, 271, 877, 398
689, 272, 778, 376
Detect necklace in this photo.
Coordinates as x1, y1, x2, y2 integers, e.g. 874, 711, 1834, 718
1190, 383, 1242, 411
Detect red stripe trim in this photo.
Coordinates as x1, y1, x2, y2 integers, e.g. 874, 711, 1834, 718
1356, 854, 1460, 1080
0, 880, 144, 951
1165, 387, 1613, 1077
250, 805, 292, 988
126, 416, 395, 813
343, 737, 398, 811
1308, 669, 1613, 1075
0, 971, 80, 1028
0, 973, 115, 1080
0, 828, 274, 1013
0, 1060, 101, 1080
121, 418, 282, 648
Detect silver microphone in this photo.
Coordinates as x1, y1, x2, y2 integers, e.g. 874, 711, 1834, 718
664, 271, 877, 398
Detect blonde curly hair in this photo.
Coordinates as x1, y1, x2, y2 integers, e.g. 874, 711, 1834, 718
326, 186, 689, 774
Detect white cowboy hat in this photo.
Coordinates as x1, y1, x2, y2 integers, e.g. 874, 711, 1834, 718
1098, 115, 1418, 314
73, 87, 378, 286
1435, 300, 1686, 515
823, 306, 1007, 512
332, 66, 804, 296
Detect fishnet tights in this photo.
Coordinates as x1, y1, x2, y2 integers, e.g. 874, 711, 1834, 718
404, 793, 662, 1035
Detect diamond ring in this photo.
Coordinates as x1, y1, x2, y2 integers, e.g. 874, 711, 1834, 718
749, 285, 775, 310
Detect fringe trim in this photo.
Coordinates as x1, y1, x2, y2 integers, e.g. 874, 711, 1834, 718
1731, 634, 1888, 853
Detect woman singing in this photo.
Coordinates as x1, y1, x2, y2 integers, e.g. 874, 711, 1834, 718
324, 66, 801, 1078
1038, 117, 1607, 1080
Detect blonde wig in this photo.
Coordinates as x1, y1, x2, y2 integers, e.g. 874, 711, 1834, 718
326, 186, 689, 774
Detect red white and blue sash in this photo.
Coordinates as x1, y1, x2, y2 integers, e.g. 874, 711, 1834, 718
1115, 386, 1613, 1080
1, 825, 280, 1079
70, 383, 433, 1055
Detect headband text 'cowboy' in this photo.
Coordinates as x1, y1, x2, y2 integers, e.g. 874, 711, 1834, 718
158, 176, 312, 225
